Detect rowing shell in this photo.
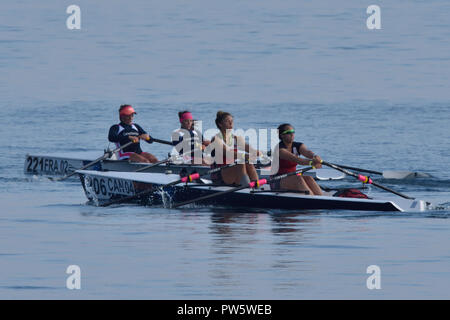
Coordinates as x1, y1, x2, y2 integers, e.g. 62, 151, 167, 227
24, 153, 344, 180
77, 170, 429, 212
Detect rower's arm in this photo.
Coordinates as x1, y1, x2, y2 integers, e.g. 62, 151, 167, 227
298, 144, 322, 168
279, 148, 310, 166
135, 124, 151, 143
298, 144, 315, 159
108, 125, 119, 143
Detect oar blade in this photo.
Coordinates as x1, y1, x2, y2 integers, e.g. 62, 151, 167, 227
382, 171, 431, 180
322, 161, 415, 200
312, 168, 346, 180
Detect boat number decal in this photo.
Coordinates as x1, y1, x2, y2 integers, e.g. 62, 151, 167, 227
88, 177, 135, 196
26, 156, 70, 174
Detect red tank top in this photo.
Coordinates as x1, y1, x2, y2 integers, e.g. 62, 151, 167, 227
276, 141, 303, 174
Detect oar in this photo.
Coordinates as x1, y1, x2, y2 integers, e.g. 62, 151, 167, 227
322, 161, 415, 199
172, 166, 315, 208
150, 137, 174, 146
329, 163, 425, 179
99, 161, 243, 207
49, 141, 135, 181
134, 150, 202, 173
134, 155, 178, 172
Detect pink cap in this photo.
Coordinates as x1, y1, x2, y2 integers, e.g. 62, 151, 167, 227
119, 105, 136, 116
179, 112, 194, 123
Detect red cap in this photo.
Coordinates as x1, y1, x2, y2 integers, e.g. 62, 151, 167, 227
179, 112, 194, 123
119, 105, 136, 116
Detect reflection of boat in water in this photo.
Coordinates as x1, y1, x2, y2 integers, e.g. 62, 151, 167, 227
77, 170, 430, 212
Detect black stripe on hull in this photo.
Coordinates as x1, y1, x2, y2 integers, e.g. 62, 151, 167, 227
169, 186, 400, 212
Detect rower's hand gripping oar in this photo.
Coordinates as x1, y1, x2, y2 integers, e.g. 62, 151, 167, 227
99, 161, 243, 207
171, 166, 315, 208
321, 161, 415, 200
49, 141, 135, 182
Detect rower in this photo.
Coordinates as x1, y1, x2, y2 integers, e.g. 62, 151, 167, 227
108, 104, 158, 163
171, 110, 210, 164
270, 123, 323, 195
209, 110, 262, 185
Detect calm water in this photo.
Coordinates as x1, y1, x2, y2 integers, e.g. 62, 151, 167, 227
1, 1, 450, 299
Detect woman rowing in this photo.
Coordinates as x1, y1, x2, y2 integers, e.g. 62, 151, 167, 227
209, 111, 262, 185
171, 110, 210, 164
271, 123, 323, 195
108, 104, 158, 163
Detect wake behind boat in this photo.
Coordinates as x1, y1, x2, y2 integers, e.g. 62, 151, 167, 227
77, 170, 430, 212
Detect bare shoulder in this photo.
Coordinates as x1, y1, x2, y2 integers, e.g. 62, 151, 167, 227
297, 142, 307, 152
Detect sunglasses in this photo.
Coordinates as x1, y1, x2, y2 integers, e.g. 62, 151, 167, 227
281, 129, 295, 135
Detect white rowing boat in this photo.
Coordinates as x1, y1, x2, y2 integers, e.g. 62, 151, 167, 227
76, 170, 431, 212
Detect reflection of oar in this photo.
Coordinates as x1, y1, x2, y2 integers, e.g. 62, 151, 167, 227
100, 161, 242, 207
329, 163, 426, 179
172, 166, 314, 208
322, 161, 415, 200
50, 141, 134, 181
